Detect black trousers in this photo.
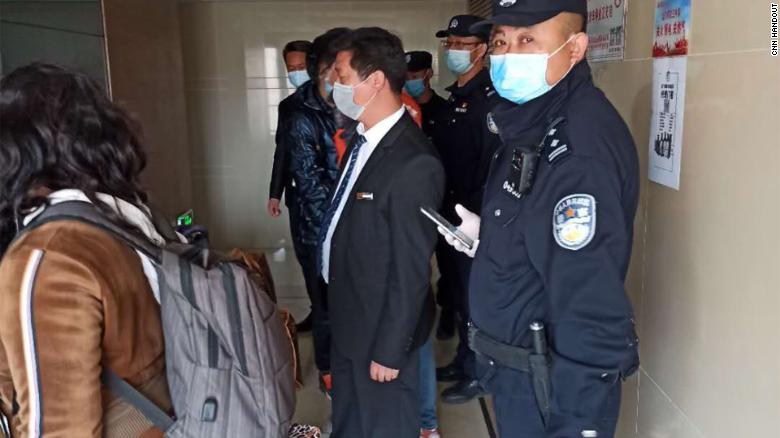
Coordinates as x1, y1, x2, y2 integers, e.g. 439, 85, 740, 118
486, 368, 621, 438
291, 239, 331, 373
435, 238, 459, 314
437, 238, 476, 379
454, 252, 476, 379
331, 344, 421, 438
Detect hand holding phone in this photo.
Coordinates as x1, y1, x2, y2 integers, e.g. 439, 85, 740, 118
420, 205, 480, 257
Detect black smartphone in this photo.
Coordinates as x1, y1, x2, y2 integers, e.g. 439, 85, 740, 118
419, 206, 474, 250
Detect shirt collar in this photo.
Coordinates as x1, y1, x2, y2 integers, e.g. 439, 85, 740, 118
357, 105, 405, 148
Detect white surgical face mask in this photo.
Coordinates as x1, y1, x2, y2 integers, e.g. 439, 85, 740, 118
489, 34, 576, 105
288, 69, 310, 88
332, 75, 377, 120
447, 48, 478, 75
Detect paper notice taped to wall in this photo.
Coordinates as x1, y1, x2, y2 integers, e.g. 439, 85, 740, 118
649, 56, 687, 190
586, 0, 627, 62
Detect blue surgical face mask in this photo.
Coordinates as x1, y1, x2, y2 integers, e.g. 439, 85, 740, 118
446, 49, 477, 75
404, 78, 426, 98
288, 69, 310, 88
324, 80, 334, 95
489, 35, 576, 105
333, 75, 377, 120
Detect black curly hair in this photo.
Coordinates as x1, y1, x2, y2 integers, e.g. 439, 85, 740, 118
0, 63, 149, 255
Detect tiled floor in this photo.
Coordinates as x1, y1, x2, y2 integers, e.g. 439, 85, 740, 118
281, 298, 495, 438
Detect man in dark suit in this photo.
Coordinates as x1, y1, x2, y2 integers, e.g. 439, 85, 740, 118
318, 27, 445, 438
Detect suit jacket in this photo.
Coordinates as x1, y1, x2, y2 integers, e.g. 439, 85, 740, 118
325, 113, 445, 369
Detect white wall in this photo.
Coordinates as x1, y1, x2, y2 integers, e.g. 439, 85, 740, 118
591, 1, 780, 436
178, 0, 467, 300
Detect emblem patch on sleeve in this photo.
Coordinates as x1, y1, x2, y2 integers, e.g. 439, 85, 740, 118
553, 194, 596, 250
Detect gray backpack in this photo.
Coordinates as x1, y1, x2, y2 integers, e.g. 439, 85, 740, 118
25, 201, 295, 437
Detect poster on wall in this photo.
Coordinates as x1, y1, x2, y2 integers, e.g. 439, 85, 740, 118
652, 0, 691, 57
586, 0, 627, 62
648, 56, 687, 190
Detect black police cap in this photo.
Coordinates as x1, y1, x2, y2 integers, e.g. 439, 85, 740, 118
405, 51, 433, 72
436, 15, 489, 39
470, 0, 587, 34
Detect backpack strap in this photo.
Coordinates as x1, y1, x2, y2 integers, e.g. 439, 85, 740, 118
101, 369, 174, 432
20, 201, 163, 262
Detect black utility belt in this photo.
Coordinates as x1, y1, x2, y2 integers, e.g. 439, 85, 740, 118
469, 321, 552, 425
468, 323, 534, 372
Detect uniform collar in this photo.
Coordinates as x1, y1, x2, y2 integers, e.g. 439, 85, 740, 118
492, 61, 592, 146
446, 68, 491, 97
421, 90, 444, 105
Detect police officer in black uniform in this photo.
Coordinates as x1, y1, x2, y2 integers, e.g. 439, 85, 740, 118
439, 1, 640, 436
403, 51, 447, 140
430, 14, 504, 404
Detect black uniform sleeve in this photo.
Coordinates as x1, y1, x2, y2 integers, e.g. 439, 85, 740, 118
525, 155, 639, 436
371, 154, 445, 369
466, 118, 502, 211
269, 111, 289, 200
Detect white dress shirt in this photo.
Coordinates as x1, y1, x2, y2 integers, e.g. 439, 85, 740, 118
321, 105, 406, 282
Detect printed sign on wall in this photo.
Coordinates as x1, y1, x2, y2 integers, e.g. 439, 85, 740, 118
586, 0, 627, 62
648, 56, 687, 190
652, 0, 691, 57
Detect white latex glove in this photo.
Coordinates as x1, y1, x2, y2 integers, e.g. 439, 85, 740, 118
437, 204, 481, 258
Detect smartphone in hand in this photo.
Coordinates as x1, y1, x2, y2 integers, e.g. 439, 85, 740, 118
419, 206, 474, 250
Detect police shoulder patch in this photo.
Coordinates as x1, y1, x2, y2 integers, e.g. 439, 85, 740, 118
544, 125, 572, 165
486, 112, 499, 134
553, 194, 596, 251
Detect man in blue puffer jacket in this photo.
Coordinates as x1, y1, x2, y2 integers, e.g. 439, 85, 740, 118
278, 27, 348, 394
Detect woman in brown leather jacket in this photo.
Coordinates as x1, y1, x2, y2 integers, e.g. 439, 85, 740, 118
0, 64, 171, 437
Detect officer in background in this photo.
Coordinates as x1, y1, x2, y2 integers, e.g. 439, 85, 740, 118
431, 14, 503, 404
439, 1, 640, 436
404, 51, 447, 139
